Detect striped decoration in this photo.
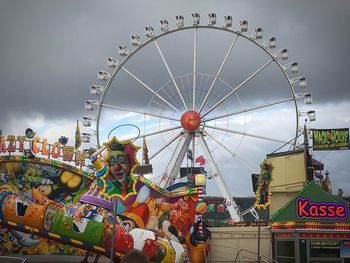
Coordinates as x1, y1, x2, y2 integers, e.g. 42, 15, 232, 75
0, 219, 122, 258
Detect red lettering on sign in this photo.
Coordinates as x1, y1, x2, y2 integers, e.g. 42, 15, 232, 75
297, 199, 309, 218
51, 142, 61, 158
310, 205, 318, 217
296, 198, 348, 220
336, 206, 345, 218
0, 136, 6, 153
319, 205, 327, 217
62, 146, 74, 162
42, 139, 49, 155
328, 205, 335, 217
32, 137, 41, 154
7, 135, 16, 152
17, 136, 26, 152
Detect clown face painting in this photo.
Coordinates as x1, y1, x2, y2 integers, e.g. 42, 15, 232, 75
107, 150, 129, 183
91, 137, 140, 199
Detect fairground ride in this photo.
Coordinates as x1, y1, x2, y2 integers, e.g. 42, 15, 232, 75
83, 13, 313, 222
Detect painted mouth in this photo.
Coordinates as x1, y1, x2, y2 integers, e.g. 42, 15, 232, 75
116, 172, 125, 181
113, 167, 125, 181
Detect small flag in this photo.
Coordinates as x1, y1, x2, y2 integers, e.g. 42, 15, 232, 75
195, 155, 205, 166
75, 120, 82, 149
187, 148, 193, 161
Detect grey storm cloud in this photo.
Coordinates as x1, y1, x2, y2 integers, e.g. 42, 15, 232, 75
1, 0, 349, 124
0, 0, 350, 121
0, 0, 349, 195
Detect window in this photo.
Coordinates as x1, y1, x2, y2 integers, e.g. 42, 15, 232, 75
309, 240, 340, 258
276, 240, 295, 263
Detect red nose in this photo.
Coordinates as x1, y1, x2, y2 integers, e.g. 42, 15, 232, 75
114, 163, 121, 171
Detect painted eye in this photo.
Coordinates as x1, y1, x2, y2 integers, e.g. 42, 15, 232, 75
109, 156, 116, 166
117, 155, 126, 164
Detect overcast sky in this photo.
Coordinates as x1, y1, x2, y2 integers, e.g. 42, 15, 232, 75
1, 0, 349, 197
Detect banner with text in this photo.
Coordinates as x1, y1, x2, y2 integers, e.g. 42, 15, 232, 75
312, 128, 349, 150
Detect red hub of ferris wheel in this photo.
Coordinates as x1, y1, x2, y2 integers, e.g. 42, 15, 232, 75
180, 110, 201, 131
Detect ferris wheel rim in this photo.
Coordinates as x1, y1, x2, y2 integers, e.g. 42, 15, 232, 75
94, 24, 300, 148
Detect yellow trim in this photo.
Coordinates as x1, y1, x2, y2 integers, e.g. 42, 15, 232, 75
8, 221, 16, 226
93, 246, 105, 252
71, 239, 83, 245
48, 232, 61, 239
30, 227, 39, 233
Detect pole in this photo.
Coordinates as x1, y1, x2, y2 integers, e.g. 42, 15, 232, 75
304, 123, 313, 182
110, 196, 117, 263
257, 207, 261, 263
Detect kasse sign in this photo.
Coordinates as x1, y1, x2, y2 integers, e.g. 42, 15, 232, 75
297, 197, 348, 220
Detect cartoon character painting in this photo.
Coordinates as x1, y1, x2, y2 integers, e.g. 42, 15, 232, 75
0, 135, 211, 263
146, 196, 171, 231
30, 179, 54, 204
81, 137, 151, 223
90, 137, 140, 198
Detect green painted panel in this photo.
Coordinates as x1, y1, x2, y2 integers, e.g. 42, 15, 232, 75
51, 210, 104, 245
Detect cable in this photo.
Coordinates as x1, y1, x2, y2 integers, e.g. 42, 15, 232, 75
107, 124, 140, 142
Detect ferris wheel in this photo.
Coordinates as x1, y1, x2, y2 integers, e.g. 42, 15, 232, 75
83, 13, 312, 221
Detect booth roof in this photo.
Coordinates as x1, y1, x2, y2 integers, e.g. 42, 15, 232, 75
270, 180, 350, 223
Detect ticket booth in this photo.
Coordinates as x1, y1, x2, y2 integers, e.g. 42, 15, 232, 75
270, 181, 350, 263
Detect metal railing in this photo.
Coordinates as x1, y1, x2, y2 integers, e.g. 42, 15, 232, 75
234, 248, 279, 263
0, 255, 27, 262
207, 244, 277, 263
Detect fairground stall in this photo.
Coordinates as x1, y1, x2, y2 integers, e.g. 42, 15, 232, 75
271, 181, 350, 263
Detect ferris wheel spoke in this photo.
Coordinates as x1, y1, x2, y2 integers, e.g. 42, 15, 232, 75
126, 125, 183, 141
192, 28, 197, 110
159, 132, 192, 188
197, 133, 241, 221
199, 34, 239, 113
153, 40, 188, 111
203, 96, 296, 123
203, 124, 291, 145
120, 66, 180, 113
205, 81, 232, 111
101, 103, 180, 122
149, 132, 182, 161
157, 83, 183, 111
191, 133, 195, 167
201, 58, 274, 119
196, 74, 210, 108
201, 129, 256, 173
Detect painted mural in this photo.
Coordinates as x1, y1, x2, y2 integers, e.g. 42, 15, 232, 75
0, 157, 92, 256
0, 135, 211, 263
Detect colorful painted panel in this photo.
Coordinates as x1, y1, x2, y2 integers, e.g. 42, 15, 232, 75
0, 157, 93, 256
